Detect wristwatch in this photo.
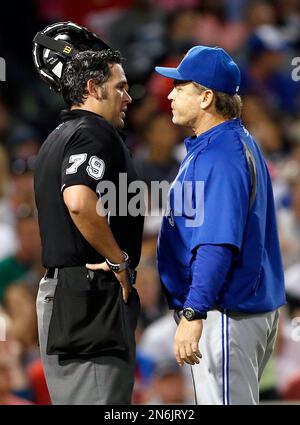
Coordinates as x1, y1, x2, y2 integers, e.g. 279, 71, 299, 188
105, 251, 130, 273
183, 307, 207, 321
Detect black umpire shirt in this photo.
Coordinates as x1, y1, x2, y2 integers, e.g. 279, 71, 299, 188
34, 109, 144, 269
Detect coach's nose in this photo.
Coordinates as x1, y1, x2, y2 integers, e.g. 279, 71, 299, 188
168, 88, 175, 101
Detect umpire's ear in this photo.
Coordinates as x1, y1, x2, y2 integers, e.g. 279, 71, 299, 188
86, 78, 103, 101
200, 89, 214, 110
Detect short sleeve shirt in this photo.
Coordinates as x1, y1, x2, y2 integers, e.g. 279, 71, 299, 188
34, 109, 144, 268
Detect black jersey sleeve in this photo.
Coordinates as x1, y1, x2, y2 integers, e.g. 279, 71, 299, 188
61, 124, 117, 193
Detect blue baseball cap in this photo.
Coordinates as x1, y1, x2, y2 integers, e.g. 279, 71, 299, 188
155, 45, 241, 95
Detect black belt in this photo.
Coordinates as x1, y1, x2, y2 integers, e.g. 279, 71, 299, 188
44, 267, 137, 284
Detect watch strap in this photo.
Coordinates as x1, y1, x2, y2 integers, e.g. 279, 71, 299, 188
105, 251, 129, 272
183, 307, 207, 321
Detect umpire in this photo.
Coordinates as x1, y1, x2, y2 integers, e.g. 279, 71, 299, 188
32, 22, 144, 404
155, 46, 286, 405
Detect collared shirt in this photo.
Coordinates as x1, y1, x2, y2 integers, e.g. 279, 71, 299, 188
157, 118, 286, 313
35, 109, 144, 268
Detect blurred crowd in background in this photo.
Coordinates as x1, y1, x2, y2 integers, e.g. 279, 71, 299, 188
0, 0, 300, 405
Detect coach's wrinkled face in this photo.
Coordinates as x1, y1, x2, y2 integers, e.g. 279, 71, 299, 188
100, 63, 132, 128
168, 80, 212, 132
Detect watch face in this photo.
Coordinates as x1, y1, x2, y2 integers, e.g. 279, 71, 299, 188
184, 309, 194, 320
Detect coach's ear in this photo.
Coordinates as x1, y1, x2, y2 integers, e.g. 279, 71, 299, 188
200, 89, 214, 110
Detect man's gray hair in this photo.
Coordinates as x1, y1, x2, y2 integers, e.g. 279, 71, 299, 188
193, 83, 242, 119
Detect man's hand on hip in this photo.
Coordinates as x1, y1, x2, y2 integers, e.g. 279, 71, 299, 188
174, 317, 203, 366
86, 261, 131, 303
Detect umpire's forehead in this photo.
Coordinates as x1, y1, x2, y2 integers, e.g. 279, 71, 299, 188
109, 63, 127, 85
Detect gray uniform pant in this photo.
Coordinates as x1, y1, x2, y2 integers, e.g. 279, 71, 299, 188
36, 275, 140, 405
176, 308, 279, 405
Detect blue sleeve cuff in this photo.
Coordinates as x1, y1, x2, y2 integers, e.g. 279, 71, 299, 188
184, 244, 234, 313
182, 303, 208, 316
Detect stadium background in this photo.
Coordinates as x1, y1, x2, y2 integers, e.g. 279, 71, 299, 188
0, 0, 300, 404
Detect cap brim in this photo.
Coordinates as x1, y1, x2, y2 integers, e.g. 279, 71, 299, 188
155, 66, 182, 80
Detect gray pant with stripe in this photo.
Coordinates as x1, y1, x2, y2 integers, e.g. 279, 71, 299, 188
36, 275, 140, 405
176, 308, 279, 405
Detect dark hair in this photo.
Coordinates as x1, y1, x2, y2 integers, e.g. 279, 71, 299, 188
61, 49, 123, 107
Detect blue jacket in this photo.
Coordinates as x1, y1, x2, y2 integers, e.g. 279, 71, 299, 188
157, 118, 286, 313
